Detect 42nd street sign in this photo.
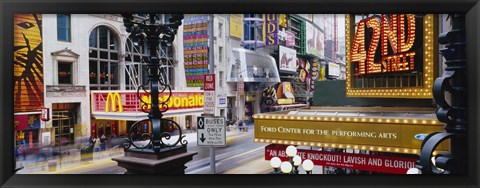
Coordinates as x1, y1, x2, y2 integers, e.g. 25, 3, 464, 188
197, 116, 226, 147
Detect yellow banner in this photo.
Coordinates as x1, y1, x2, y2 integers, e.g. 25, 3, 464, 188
229, 14, 243, 39
254, 118, 448, 151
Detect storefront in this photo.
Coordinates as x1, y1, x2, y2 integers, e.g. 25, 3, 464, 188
90, 90, 205, 139
14, 113, 42, 155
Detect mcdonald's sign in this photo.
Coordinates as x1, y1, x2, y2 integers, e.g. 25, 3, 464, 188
105, 92, 123, 112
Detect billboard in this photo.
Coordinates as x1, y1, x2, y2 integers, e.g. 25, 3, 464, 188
305, 22, 324, 58
229, 14, 244, 39
14, 14, 44, 112
278, 46, 297, 73
183, 14, 209, 87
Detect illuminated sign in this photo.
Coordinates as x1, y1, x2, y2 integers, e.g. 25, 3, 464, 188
351, 14, 417, 75
346, 14, 437, 98
253, 115, 448, 154
94, 91, 204, 113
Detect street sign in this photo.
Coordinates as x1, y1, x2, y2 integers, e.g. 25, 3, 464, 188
204, 91, 215, 114
204, 74, 216, 115
197, 116, 226, 146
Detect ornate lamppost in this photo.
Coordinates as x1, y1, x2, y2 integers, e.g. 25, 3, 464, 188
112, 14, 197, 174
414, 14, 467, 174
270, 145, 315, 174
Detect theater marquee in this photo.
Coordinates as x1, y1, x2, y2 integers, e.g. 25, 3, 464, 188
345, 14, 438, 98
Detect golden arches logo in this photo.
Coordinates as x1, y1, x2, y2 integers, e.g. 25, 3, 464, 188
105, 93, 123, 112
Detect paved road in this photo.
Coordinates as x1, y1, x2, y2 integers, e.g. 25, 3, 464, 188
48, 126, 275, 174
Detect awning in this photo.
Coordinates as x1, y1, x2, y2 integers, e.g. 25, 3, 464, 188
227, 48, 281, 92
227, 48, 280, 82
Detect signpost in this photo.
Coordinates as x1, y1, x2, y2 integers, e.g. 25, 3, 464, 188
197, 116, 226, 174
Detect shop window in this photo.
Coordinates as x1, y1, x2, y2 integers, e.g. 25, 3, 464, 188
57, 14, 71, 42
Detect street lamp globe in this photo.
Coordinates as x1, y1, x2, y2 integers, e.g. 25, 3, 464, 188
302, 159, 314, 173
280, 161, 293, 174
270, 157, 282, 169
293, 155, 302, 167
407, 168, 422, 174
286, 145, 297, 157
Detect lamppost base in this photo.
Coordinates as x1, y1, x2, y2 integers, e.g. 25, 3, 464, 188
112, 146, 197, 174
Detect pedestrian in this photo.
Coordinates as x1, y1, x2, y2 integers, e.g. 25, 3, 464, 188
100, 134, 106, 151
93, 137, 100, 152
238, 120, 244, 131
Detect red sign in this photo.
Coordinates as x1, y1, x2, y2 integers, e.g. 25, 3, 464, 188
265, 144, 418, 174
92, 91, 204, 113
40, 108, 50, 121
204, 74, 216, 91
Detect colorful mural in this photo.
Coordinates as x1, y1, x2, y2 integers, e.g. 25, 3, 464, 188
14, 14, 44, 112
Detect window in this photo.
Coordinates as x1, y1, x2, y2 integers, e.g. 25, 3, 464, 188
58, 61, 73, 84
218, 22, 223, 38
124, 34, 175, 90
219, 46, 223, 63
57, 14, 71, 42
219, 71, 224, 88
89, 26, 120, 90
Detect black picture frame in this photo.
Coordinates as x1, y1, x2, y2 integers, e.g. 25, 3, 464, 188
1, 0, 479, 188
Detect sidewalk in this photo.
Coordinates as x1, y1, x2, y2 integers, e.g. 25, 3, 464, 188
16, 124, 254, 174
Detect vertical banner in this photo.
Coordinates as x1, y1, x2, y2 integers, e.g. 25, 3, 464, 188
229, 14, 244, 39
264, 14, 279, 46
14, 14, 44, 112
183, 14, 209, 87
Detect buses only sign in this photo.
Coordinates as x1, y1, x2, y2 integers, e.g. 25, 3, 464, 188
197, 116, 226, 146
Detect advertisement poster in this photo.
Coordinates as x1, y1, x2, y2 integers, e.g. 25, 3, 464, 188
183, 14, 209, 87
305, 22, 325, 58
328, 62, 340, 77
279, 46, 297, 73
286, 31, 296, 47
14, 14, 44, 112
265, 145, 418, 174
229, 14, 244, 39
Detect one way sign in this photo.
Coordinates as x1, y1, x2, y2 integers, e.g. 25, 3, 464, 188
197, 116, 226, 147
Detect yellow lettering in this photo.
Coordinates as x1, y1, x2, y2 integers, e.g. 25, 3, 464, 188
181, 97, 188, 107
188, 96, 195, 106
173, 97, 181, 107
105, 93, 123, 112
